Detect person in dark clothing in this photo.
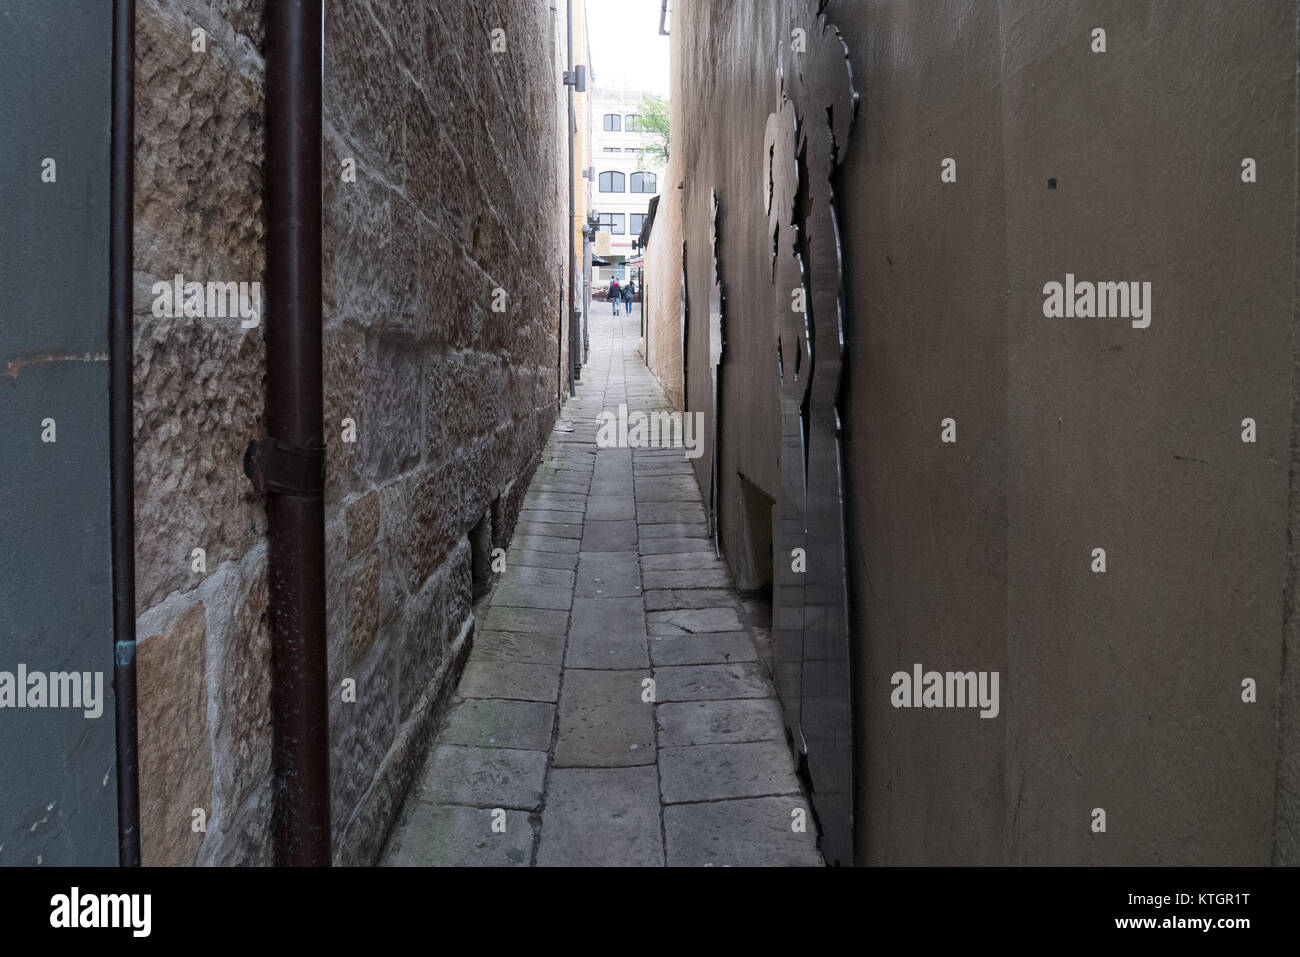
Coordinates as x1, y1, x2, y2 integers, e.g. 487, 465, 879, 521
624, 279, 635, 314
609, 277, 621, 315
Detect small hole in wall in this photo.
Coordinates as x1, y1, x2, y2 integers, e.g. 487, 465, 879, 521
469, 510, 493, 603
1048, 178, 1057, 189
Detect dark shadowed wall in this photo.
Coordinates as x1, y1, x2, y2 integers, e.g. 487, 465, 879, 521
653, 0, 1298, 864
0, 0, 118, 866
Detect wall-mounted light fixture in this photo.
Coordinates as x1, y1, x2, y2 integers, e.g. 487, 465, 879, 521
563, 63, 587, 92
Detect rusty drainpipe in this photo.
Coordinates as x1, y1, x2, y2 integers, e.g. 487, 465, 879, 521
244, 0, 330, 866
110, 0, 141, 867
567, 0, 580, 386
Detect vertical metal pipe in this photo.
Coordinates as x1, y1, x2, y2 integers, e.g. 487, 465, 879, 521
264, 0, 330, 867
110, 0, 141, 868
567, 0, 579, 385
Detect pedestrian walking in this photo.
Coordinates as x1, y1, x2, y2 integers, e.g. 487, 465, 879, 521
625, 279, 635, 314
609, 277, 621, 315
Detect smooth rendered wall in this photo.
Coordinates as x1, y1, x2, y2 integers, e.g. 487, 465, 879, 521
0, 0, 118, 866
668, 0, 1298, 863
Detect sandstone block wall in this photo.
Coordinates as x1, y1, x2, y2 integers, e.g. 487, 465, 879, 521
131, 0, 566, 865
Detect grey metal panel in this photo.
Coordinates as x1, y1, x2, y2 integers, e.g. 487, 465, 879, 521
0, 0, 117, 865
764, 10, 859, 866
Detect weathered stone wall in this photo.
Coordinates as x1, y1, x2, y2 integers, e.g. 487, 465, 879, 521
133, 0, 272, 867
321, 0, 567, 864
642, 20, 684, 411
131, 0, 567, 865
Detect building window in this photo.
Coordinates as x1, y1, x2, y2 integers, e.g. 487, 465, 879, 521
598, 213, 625, 235
603, 114, 621, 131
625, 114, 642, 132
630, 213, 647, 235
630, 171, 657, 193
603, 147, 620, 153
598, 171, 625, 193
625, 147, 643, 153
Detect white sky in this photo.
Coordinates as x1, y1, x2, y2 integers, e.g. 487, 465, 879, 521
586, 0, 671, 96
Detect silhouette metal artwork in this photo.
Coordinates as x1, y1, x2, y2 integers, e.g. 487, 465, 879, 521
763, 2, 858, 866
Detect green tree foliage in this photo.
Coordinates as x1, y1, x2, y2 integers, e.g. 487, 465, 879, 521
639, 94, 670, 167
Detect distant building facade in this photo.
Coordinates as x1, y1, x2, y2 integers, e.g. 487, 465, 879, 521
589, 85, 665, 287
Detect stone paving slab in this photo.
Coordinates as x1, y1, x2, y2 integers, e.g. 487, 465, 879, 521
589, 477, 635, 497
416, 745, 548, 809
636, 502, 707, 525
509, 534, 581, 555
639, 538, 713, 555
647, 606, 745, 635
530, 483, 590, 495
384, 803, 533, 867
640, 551, 727, 571
642, 567, 732, 589
653, 663, 773, 701
644, 588, 736, 611
458, 661, 561, 702
639, 522, 711, 539
504, 548, 579, 572
470, 631, 566, 665
500, 565, 575, 590
382, 314, 820, 867
585, 495, 636, 520
664, 798, 822, 867
575, 551, 642, 598
524, 492, 588, 511
566, 597, 649, 669
536, 767, 664, 866
649, 632, 758, 666
514, 520, 584, 539
518, 508, 588, 526
580, 519, 638, 551
554, 669, 655, 767
659, 740, 802, 804
635, 479, 704, 502
656, 699, 786, 747
440, 698, 556, 751
490, 583, 574, 611
479, 605, 569, 633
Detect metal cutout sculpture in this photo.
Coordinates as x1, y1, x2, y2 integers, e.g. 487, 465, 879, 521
763, 3, 858, 866
708, 191, 725, 552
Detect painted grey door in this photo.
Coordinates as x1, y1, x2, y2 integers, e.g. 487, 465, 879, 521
0, 0, 118, 865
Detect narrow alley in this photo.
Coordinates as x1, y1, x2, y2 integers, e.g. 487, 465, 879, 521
7, 0, 1300, 895
382, 311, 821, 866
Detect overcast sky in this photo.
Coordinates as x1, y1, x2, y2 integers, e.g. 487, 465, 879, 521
586, 0, 671, 96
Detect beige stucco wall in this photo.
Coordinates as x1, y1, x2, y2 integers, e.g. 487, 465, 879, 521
655, 0, 1299, 864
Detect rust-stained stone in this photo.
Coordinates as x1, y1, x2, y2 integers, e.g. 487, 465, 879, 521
134, 1, 265, 283
324, 324, 363, 501
346, 490, 380, 558
138, 602, 212, 867
217, 564, 273, 811
347, 550, 382, 666
132, 315, 265, 612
